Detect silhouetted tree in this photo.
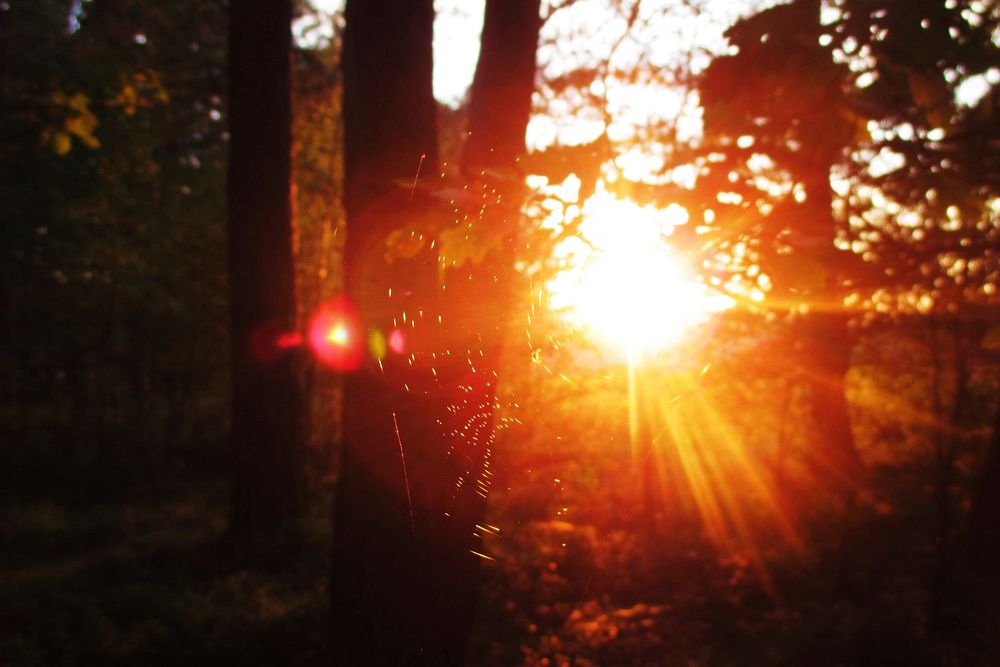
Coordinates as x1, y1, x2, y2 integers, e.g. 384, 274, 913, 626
462, 0, 542, 175
332, 0, 541, 662
227, 0, 305, 537
693, 0, 1000, 616
332, 0, 446, 662
696, 0, 865, 503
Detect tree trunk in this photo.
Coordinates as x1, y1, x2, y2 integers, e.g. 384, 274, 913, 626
927, 322, 969, 632
797, 310, 862, 499
968, 365, 1000, 574
226, 0, 305, 537
340, 0, 438, 220
462, 0, 542, 175
333, 0, 451, 664
332, 2, 540, 662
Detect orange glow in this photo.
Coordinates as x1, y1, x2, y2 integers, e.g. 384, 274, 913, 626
547, 185, 732, 357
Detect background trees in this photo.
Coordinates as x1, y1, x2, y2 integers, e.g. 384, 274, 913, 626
1, 0, 229, 485
681, 0, 1000, 635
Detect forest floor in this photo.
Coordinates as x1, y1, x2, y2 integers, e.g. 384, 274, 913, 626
0, 462, 809, 667
0, 467, 331, 666
3, 457, 999, 666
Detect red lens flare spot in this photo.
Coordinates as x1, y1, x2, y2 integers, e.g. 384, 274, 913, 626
308, 298, 363, 370
388, 328, 406, 355
275, 332, 303, 349
251, 321, 297, 362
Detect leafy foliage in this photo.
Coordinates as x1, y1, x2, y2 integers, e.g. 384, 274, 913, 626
0, 0, 228, 465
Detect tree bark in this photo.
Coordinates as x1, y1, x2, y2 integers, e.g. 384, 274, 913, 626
796, 310, 862, 499
968, 365, 1000, 574
333, 0, 452, 664
341, 0, 438, 219
453, 0, 542, 539
462, 0, 542, 175
226, 0, 305, 537
332, 2, 540, 663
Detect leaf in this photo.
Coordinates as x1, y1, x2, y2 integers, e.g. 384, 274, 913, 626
383, 228, 427, 262
64, 112, 100, 149
51, 131, 72, 155
524, 135, 612, 198
67, 92, 90, 112
438, 225, 485, 268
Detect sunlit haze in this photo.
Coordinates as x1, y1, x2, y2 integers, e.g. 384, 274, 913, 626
547, 185, 732, 357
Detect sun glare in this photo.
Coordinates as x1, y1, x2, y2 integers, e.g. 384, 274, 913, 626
548, 186, 732, 357
326, 324, 350, 346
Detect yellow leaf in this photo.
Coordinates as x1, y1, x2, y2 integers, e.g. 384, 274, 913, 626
78, 132, 100, 149
383, 228, 426, 262
68, 92, 90, 112
438, 224, 496, 270
52, 131, 72, 155
64, 113, 100, 149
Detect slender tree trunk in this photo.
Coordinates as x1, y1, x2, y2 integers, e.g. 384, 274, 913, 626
793, 157, 865, 593
455, 0, 542, 534
797, 310, 862, 499
968, 364, 1000, 574
927, 321, 970, 633
793, 170, 863, 499
462, 0, 542, 176
227, 0, 305, 537
788, 0, 865, 503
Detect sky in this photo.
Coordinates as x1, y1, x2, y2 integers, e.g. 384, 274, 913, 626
297, 0, 762, 106
295, 0, 773, 160
295, 0, 997, 182
295, 0, 485, 105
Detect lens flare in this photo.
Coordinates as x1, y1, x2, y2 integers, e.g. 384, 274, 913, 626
251, 322, 298, 362
275, 332, 303, 349
387, 328, 407, 355
308, 298, 363, 370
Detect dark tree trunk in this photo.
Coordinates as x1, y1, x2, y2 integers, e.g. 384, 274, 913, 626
462, 0, 542, 175
333, 0, 450, 664
968, 365, 1000, 574
794, 157, 864, 502
332, 2, 540, 663
226, 0, 305, 537
341, 0, 438, 219
927, 323, 968, 632
784, 166, 865, 594
455, 0, 542, 533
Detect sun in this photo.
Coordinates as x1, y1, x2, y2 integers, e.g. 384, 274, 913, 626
547, 185, 731, 358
